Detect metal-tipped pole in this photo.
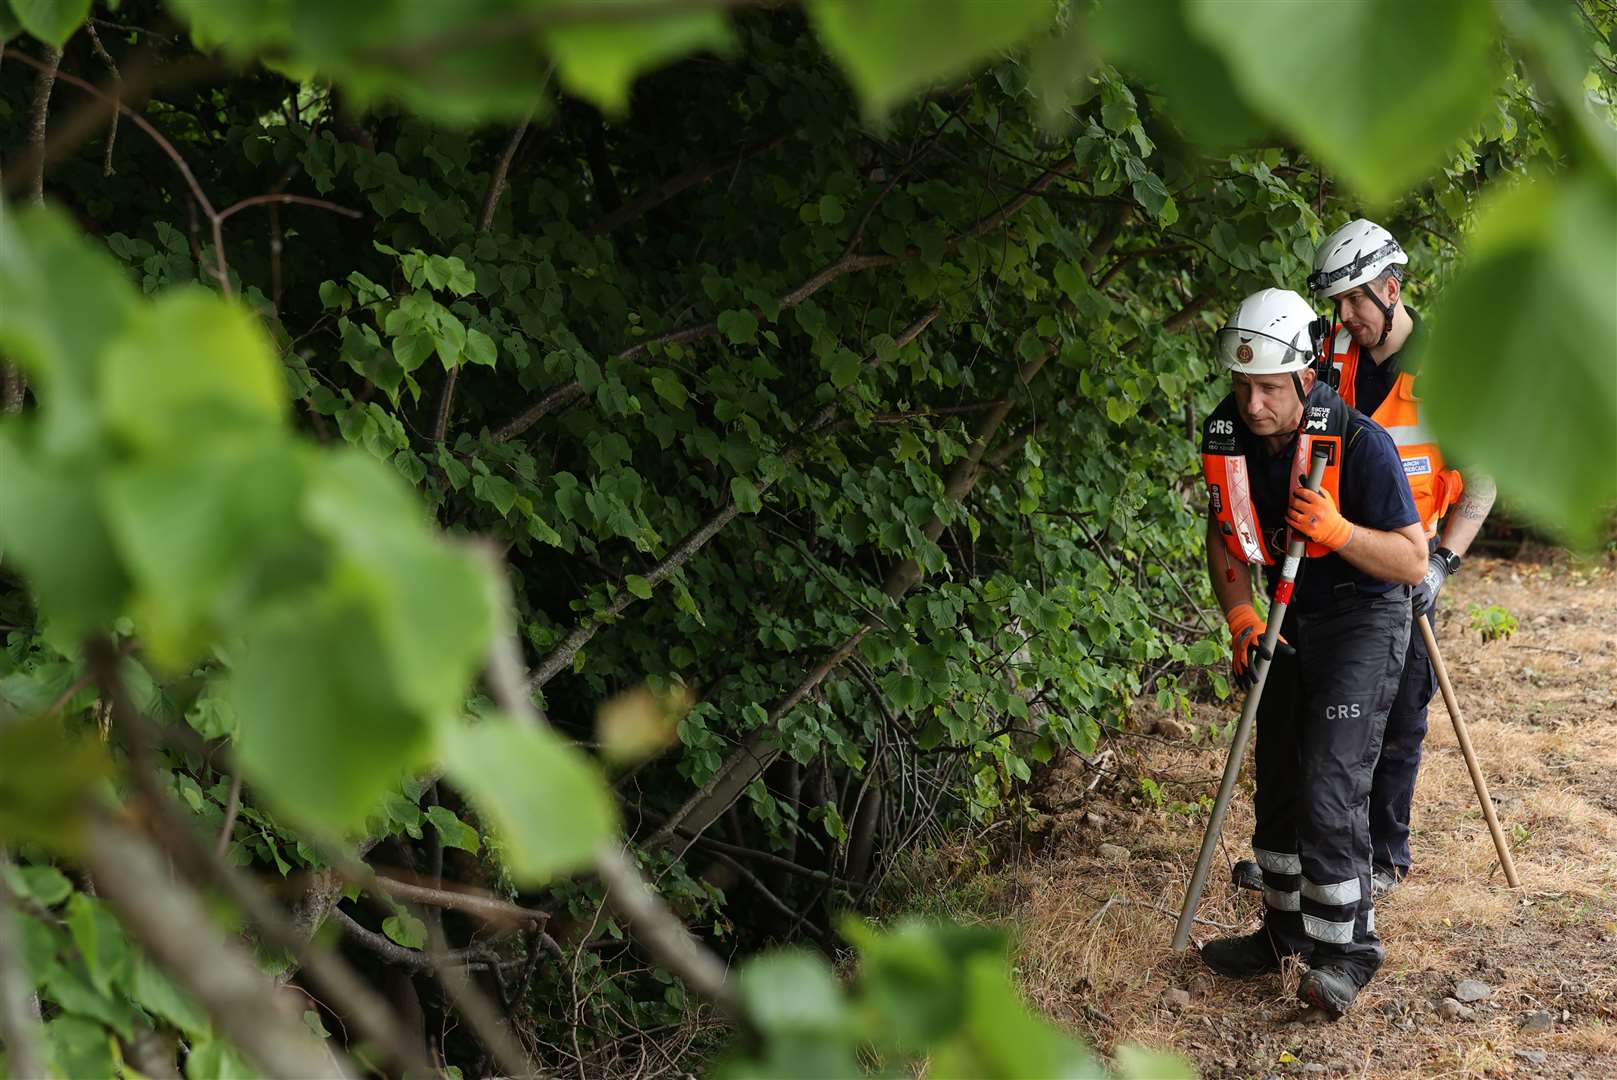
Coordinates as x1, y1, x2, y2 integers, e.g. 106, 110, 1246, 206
1172, 445, 1330, 950
1418, 613, 1521, 887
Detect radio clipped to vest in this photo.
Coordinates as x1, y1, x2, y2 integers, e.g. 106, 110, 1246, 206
1202, 383, 1349, 566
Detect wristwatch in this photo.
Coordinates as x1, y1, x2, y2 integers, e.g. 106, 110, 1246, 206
1434, 546, 1462, 576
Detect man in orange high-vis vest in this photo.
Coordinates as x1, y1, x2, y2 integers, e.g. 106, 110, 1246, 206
1198, 288, 1429, 1019
1311, 220, 1497, 896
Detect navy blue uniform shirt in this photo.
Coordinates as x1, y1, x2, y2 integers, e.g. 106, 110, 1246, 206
1352, 308, 1422, 418
1250, 415, 1419, 614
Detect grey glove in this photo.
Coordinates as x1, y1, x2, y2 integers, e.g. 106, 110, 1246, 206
1412, 553, 1449, 615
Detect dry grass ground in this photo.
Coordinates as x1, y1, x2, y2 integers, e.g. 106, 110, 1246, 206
916, 554, 1617, 1078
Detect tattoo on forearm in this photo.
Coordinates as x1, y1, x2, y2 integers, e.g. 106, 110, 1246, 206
1457, 475, 1497, 521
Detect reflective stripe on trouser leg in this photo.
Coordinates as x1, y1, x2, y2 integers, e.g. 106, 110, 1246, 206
1264, 887, 1300, 911
1302, 913, 1355, 944
1255, 848, 1302, 875
1301, 877, 1361, 906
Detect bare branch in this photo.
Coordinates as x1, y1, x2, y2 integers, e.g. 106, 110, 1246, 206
25, 45, 61, 203
479, 112, 534, 232
216, 772, 243, 857
425, 909, 537, 1077
370, 873, 550, 929
214, 193, 363, 224
84, 23, 121, 176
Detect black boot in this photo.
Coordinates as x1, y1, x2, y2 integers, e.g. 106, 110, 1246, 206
1200, 929, 1296, 979
1299, 965, 1360, 1019
1231, 859, 1263, 892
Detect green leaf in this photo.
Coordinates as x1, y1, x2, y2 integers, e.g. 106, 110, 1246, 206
738, 950, 847, 1035
0, 206, 138, 454
438, 714, 617, 883
1186, 0, 1503, 204
1114, 1044, 1195, 1080
1422, 172, 1617, 547
808, 0, 1053, 115
44, 1015, 117, 1080
394, 331, 436, 373
625, 574, 654, 600
230, 596, 431, 833
1091, 0, 1262, 146
65, 894, 131, 996
102, 288, 288, 452
0, 434, 131, 649
426, 805, 481, 854
185, 1038, 256, 1080
729, 476, 762, 514
383, 912, 428, 950
0, 714, 114, 853
651, 371, 689, 408
4, 863, 73, 907
546, 6, 734, 116
128, 956, 210, 1037
100, 439, 312, 669
829, 349, 863, 389
717, 308, 759, 345
304, 450, 497, 720
817, 194, 846, 225
464, 327, 497, 368
9, 0, 91, 46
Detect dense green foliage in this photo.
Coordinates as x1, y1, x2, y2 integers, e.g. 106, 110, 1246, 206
1, 0, 1612, 1076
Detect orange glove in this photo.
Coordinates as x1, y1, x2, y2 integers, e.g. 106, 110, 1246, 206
1226, 603, 1267, 690
1287, 485, 1354, 551
1227, 602, 1291, 690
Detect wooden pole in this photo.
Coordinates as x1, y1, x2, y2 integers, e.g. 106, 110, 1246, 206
1418, 613, 1521, 888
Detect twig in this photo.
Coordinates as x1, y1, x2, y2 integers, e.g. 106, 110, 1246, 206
369, 874, 549, 928
216, 772, 243, 857
1509, 643, 1580, 660
84, 23, 121, 175
426, 907, 539, 1077
1116, 898, 1239, 931
214, 192, 363, 224
0, 852, 45, 1080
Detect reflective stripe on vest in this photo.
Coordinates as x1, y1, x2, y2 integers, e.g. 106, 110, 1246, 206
1329, 327, 1463, 534
1201, 385, 1348, 566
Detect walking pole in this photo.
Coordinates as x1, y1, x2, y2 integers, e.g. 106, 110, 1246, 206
1417, 613, 1521, 888
1172, 444, 1331, 950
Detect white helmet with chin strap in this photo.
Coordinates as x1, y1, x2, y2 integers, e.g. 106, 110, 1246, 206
1308, 218, 1408, 346
1217, 288, 1327, 401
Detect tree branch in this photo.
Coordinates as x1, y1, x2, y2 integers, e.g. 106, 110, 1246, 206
84, 814, 352, 1079
369, 874, 549, 929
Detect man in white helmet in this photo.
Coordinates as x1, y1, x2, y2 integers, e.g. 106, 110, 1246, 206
1199, 287, 1429, 1017
1309, 220, 1497, 895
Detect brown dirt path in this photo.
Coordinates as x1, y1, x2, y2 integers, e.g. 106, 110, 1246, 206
995, 554, 1617, 1078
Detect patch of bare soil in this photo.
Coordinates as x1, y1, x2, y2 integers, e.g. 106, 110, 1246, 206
1007, 555, 1617, 1078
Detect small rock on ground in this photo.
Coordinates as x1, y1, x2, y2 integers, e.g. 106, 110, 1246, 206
1302, 1065, 1327, 1074
1515, 1049, 1548, 1066
1453, 979, 1491, 1002
1437, 997, 1474, 1021
1151, 717, 1192, 740
1520, 1010, 1554, 1033
1162, 987, 1190, 1009
1098, 843, 1130, 863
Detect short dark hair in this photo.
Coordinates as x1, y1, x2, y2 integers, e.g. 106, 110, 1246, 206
1372, 266, 1405, 289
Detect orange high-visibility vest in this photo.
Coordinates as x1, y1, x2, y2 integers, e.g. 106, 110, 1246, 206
1327, 327, 1463, 535
1201, 383, 1349, 569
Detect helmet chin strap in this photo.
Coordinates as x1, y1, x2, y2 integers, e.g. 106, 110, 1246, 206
1359, 282, 1397, 347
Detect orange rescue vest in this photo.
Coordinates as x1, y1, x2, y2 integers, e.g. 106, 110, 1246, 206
1327, 326, 1462, 536
1201, 383, 1349, 567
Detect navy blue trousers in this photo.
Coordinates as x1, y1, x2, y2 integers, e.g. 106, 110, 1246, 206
1368, 609, 1438, 874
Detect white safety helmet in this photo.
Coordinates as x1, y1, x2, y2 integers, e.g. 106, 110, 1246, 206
1216, 288, 1321, 376
1307, 218, 1407, 299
